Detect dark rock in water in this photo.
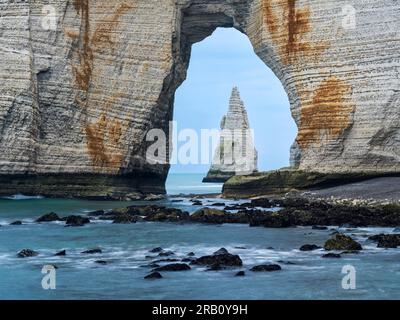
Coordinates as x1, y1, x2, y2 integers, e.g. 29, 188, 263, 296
65, 215, 90, 227
181, 258, 194, 263
145, 272, 163, 279
368, 234, 400, 248
112, 214, 137, 224
36, 212, 61, 222
250, 264, 281, 272
277, 260, 296, 265
144, 207, 190, 222
95, 260, 108, 265
248, 211, 293, 228
211, 202, 226, 207
10, 221, 22, 225
393, 227, 400, 232
266, 247, 274, 250
141, 263, 160, 269
312, 226, 328, 230
300, 244, 321, 251
153, 263, 191, 272
250, 198, 276, 208
322, 253, 341, 258
192, 250, 243, 267
150, 247, 163, 253
55, 250, 66, 256
213, 248, 229, 255
324, 233, 362, 251
17, 249, 39, 258
235, 271, 246, 277
86, 210, 105, 217
153, 258, 180, 263
234, 247, 247, 250
192, 200, 203, 206
158, 251, 174, 257
82, 248, 102, 254
190, 208, 248, 224
243, 197, 400, 228
187, 252, 195, 256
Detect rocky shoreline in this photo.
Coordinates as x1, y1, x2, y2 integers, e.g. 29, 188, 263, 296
3, 193, 398, 229
4, 195, 399, 239
4, 196, 400, 284
222, 170, 400, 200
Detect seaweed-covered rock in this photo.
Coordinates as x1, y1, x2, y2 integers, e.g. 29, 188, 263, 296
191, 208, 247, 224
17, 249, 39, 258
192, 250, 242, 267
145, 272, 163, 279
300, 244, 321, 251
213, 248, 229, 255
65, 215, 90, 227
82, 248, 102, 254
324, 234, 362, 251
86, 210, 105, 217
248, 210, 294, 228
368, 234, 400, 248
36, 212, 61, 222
153, 263, 191, 272
55, 250, 66, 256
250, 264, 281, 272
112, 214, 137, 224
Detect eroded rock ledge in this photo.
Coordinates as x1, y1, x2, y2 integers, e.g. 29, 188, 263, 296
222, 169, 400, 199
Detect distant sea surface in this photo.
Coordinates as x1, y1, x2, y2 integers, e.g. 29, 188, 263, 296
0, 174, 399, 300
166, 173, 223, 195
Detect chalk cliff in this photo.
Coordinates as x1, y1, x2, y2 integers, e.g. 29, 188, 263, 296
0, 0, 399, 198
203, 87, 258, 183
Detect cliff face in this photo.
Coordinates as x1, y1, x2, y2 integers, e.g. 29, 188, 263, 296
0, 0, 399, 198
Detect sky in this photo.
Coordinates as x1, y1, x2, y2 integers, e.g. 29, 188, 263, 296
169, 28, 297, 174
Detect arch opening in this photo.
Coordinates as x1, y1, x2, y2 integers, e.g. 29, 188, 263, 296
166, 27, 297, 194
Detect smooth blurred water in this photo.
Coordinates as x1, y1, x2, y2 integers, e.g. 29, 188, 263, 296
0, 175, 399, 300
166, 173, 223, 195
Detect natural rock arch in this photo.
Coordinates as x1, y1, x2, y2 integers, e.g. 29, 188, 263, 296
0, 0, 399, 198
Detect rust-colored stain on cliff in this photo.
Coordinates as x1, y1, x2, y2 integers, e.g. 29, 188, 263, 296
69, 2, 134, 169
296, 76, 355, 149
71, 2, 134, 92
72, 0, 92, 92
85, 113, 125, 168
91, 3, 133, 50
262, 0, 328, 65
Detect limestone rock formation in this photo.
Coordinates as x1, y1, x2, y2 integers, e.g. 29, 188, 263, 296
0, 0, 399, 198
203, 87, 258, 182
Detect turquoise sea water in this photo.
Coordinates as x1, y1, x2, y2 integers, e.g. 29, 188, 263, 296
166, 173, 223, 195
0, 174, 399, 300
